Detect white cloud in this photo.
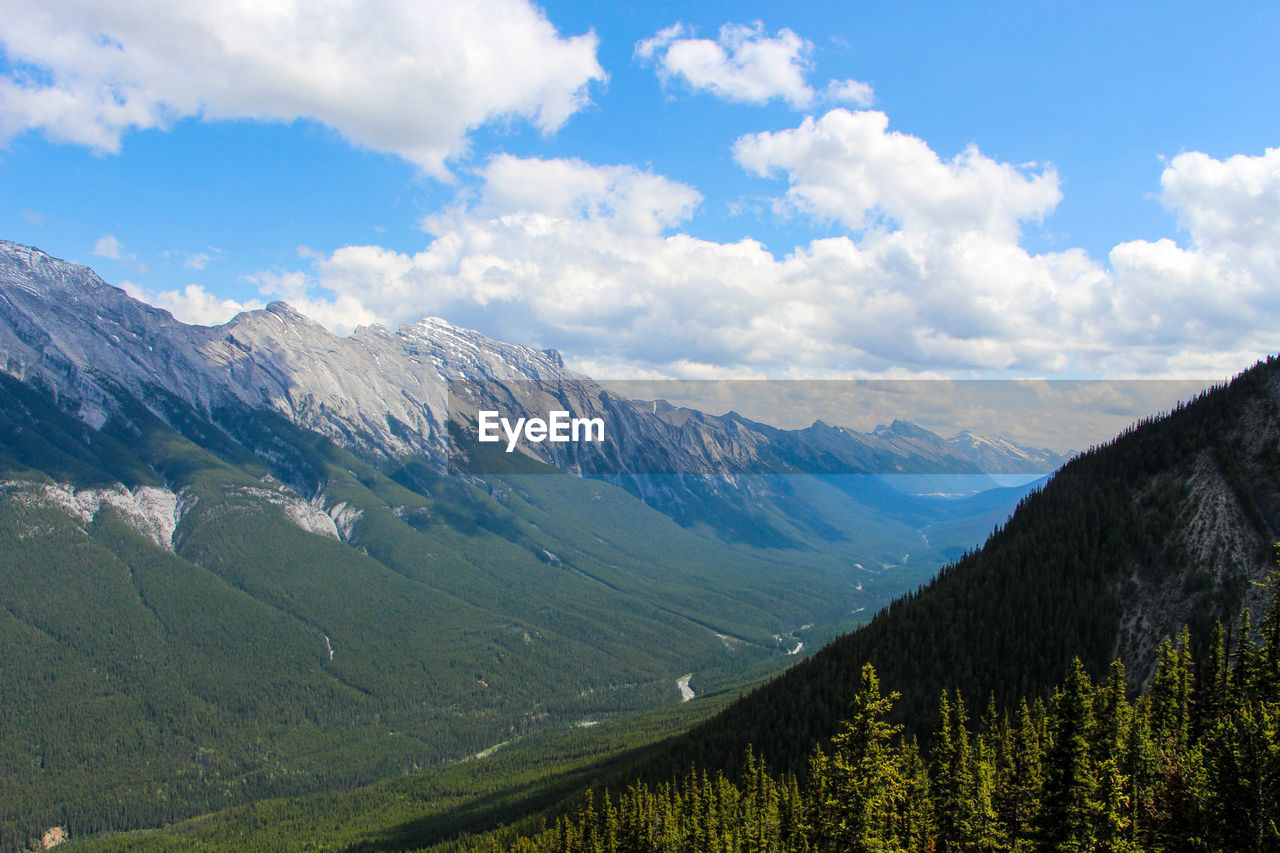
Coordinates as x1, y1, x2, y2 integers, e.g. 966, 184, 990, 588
20, 209, 44, 226
229, 150, 1098, 374
244, 262, 383, 334
824, 79, 875, 107
636, 21, 872, 109
121, 281, 263, 326
733, 109, 1062, 241
472, 154, 702, 236
1105, 147, 1280, 360
0, 0, 604, 176
92, 233, 152, 272
163, 248, 221, 269
92, 234, 122, 259
210, 131, 1280, 380
1159, 147, 1280, 283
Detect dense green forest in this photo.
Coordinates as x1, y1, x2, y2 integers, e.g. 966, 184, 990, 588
47, 360, 1280, 853
0, 371, 865, 848
472, 566, 1280, 853
56, 692, 733, 853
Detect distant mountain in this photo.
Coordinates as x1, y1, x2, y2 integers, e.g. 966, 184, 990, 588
0, 240, 1061, 480
947, 428, 1067, 475
0, 238, 1060, 547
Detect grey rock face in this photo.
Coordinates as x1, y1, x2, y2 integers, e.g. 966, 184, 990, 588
0, 239, 1063, 482
0, 241, 572, 461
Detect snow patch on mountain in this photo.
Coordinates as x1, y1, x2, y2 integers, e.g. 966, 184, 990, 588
948, 430, 1070, 474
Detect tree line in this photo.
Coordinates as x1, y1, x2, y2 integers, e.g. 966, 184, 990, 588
472, 567, 1280, 852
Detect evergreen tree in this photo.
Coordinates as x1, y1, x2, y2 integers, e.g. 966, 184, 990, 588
1196, 622, 1230, 736
996, 699, 1043, 850
1235, 609, 1261, 702
478, 562, 1280, 853
893, 735, 933, 851
1040, 658, 1096, 851
972, 694, 1005, 851
1093, 660, 1137, 851
814, 663, 907, 852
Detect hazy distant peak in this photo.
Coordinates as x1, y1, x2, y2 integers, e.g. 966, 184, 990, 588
873, 418, 936, 440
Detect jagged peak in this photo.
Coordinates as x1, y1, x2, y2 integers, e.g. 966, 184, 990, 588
221, 301, 330, 336
0, 239, 113, 295
873, 418, 936, 440
410, 315, 456, 329
397, 314, 570, 371
265, 300, 301, 316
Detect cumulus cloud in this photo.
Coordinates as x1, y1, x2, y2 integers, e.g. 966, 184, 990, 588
472, 154, 702, 235
636, 21, 873, 109
219, 127, 1280, 379
733, 109, 1062, 241
1158, 147, 1280, 283
1105, 147, 1280, 362
0, 0, 604, 175
121, 281, 263, 326
234, 148, 1099, 373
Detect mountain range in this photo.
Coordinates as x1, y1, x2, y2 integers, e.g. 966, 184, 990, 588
3, 239, 1277, 851
5, 273, 1273, 851
0, 240, 1065, 847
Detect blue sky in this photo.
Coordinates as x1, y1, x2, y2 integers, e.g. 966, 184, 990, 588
2, 1, 1278, 380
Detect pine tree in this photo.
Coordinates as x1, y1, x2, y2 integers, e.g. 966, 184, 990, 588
996, 699, 1042, 850
815, 663, 907, 852
930, 690, 959, 849
1039, 658, 1095, 852
972, 694, 1005, 851
894, 735, 933, 851
1196, 622, 1230, 735
1203, 562, 1280, 852
779, 773, 810, 853
1092, 660, 1137, 852
1235, 609, 1261, 702
1146, 631, 1208, 850
1149, 634, 1193, 751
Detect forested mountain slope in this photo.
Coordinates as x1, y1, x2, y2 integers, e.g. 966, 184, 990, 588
0, 368, 858, 848
52, 359, 1280, 853
634, 357, 1280, 778
475, 594, 1280, 853
0, 240, 1073, 848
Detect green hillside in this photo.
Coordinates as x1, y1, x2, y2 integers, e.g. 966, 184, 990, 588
464, 579, 1280, 853
624, 357, 1280, 783
0, 372, 865, 847
46, 359, 1280, 853
3, 354, 1038, 848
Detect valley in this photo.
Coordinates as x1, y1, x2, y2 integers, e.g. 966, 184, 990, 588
0, 242, 1058, 849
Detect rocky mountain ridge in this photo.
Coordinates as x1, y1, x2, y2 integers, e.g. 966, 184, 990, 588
0, 240, 1067, 493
